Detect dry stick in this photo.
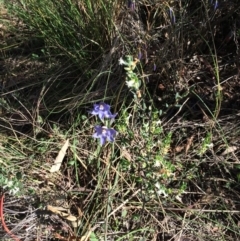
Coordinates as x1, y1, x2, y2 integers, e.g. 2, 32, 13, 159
163, 98, 190, 127
163, 207, 240, 213
123, 205, 240, 214
0, 194, 21, 241
107, 189, 141, 218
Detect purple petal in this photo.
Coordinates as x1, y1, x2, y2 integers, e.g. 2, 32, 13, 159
107, 135, 114, 142
93, 104, 100, 111
99, 112, 105, 120
103, 110, 111, 116
101, 103, 110, 110
100, 136, 107, 145
90, 109, 99, 115
109, 128, 117, 136
106, 128, 117, 142
169, 7, 176, 24
153, 63, 156, 71
90, 111, 97, 116
94, 125, 102, 133
111, 113, 117, 119
214, 0, 218, 10
138, 51, 142, 60
128, 0, 135, 11
105, 112, 117, 119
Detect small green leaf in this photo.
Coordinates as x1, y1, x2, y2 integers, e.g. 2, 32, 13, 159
122, 209, 128, 218
90, 232, 99, 241
68, 160, 75, 166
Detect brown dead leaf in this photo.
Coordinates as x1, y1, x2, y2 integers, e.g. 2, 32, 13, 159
212, 226, 220, 232
64, 214, 77, 222
50, 139, 69, 172
47, 204, 66, 214
121, 148, 132, 161
185, 135, 194, 155
175, 145, 184, 153
47, 205, 77, 222
221, 146, 237, 155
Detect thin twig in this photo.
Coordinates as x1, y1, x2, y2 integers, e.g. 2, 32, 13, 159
163, 207, 240, 213
163, 98, 190, 127
107, 189, 141, 218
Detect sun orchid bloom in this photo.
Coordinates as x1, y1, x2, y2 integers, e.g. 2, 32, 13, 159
90, 103, 117, 121
93, 126, 117, 145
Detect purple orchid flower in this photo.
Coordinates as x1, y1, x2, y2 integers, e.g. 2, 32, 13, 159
90, 103, 117, 121
93, 125, 117, 145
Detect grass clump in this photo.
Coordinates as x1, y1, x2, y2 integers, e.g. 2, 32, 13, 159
1, 0, 240, 240
5, 0, 117, 67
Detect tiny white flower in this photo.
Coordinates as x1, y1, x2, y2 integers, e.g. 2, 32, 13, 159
119, 57, 127, 65
154, 159, 161, 167
9, 187, 20, 195
126, 79, 135, 88
207, 143, 214, 148
126, 79, 141, 90
155, 182, 168, 197
3, 180, 13, 188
